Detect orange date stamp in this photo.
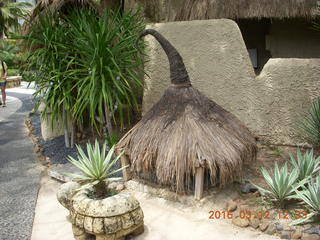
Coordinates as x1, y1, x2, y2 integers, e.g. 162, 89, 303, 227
208, 210, 308, 220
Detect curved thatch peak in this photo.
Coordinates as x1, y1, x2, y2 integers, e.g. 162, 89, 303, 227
137, 29, 190, 85
116, 29, 257, 193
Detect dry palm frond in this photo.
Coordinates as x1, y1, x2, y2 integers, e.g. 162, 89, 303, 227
175, 0, 319, 21
116, 29, 257, 193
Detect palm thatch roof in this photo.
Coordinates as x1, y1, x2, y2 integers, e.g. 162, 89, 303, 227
30, 0, 97, 20
175, 0, 319, 21
116, 29, 257, 193
21, 0, 97, 36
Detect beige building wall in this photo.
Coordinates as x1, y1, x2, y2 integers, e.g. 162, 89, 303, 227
142, 19, 320, 146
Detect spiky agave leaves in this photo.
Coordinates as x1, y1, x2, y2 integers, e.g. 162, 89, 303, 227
255, 162, 307, 207
289, 148, 320, 181
67, 140, 127, 196
291, 176, 320, 225
298, 98, 320, 147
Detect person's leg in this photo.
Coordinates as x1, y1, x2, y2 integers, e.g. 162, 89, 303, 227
1, 85, 6, 106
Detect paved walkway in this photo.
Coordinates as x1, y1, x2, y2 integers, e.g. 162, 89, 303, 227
0, 83, 41, 240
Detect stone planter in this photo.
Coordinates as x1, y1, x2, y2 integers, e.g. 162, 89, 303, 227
57, 182, 144, 240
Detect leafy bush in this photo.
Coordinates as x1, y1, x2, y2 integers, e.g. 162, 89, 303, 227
289, 149, 320, 181
292, 176, 320, 225
23, 8, 145, 145
68, 140, 125, 198
255, 163, 305, 207
0, 39, 21, 68
298, 98, 320, 147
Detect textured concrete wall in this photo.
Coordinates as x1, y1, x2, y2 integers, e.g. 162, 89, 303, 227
254, 59, 320, 145
143, 19, 257, 135
142, 19, 320, 146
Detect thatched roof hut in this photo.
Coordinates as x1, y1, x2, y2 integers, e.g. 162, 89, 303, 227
30, 0, 97, 20
116, 29, 257, 194
125, 0, 319, 22
175, 0, 319, 21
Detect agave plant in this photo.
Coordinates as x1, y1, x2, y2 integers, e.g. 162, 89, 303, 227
298, 98, 320, 147
289, 149, 320, 181
255, 162, 306, 207
67, 140, 126, 198
292, 176, 320, 225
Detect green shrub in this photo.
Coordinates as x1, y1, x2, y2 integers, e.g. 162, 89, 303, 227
298, 98, 320, 147
67, 140, 125, 198
292, 176, 320, 225
289, 149, 320, 181
7, 69, 20, 76
255, 162, 306, 207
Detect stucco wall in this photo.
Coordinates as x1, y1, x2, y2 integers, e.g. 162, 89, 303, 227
254, 59, 320, 145
142, 19, 320, 146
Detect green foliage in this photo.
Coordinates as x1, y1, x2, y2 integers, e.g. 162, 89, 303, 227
106, 133, 120, 147
292, 176, 320, 225
0, 39, 21, 67
0, 0, 31, 36
65, 9, 145, 129
23, 8, 145, 136
67, 140, 125, 195
255, 163, 305, 207
298, 98, 320, 147
23, 10, 76, 124
289, 149, 320, 181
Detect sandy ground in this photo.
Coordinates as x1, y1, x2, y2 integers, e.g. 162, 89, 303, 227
31, 175, 280, 240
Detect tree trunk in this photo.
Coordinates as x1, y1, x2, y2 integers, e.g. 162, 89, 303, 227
100, 0, 121, 11
94, 181, 108, 199
63, 105, 70, 148
104, 103, 113, 137
70, 120, 75, 148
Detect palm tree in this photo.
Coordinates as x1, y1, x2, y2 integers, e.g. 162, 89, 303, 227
0, 0, 31, 38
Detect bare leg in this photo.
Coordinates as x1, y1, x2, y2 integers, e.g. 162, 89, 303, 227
1, 86, 6, 106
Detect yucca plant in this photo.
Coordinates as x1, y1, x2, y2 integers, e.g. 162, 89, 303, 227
65, 9, 145, 135
255, 162, 306, 207
67, 140, 126, 198
298, 98, 320, 147
22, 10, 77, 148
292, 176, 320, 225
289, 149, 320, 181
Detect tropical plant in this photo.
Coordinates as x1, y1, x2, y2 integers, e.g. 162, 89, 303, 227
292, 176, 320, 225
255, 162, 306, 207
65, 9, 145, 135
289, 149, 320, 181
67, 140, 126, 198
0, 39, 21, 66
0, 0, 31, 37
298, 98, 320, 147
23, 8, 145, 147
23, 10, 76, 147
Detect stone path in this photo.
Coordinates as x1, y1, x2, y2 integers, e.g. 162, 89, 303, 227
0, 83, 41, 240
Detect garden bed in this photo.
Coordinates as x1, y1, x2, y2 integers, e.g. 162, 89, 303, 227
26, 112, 319, 240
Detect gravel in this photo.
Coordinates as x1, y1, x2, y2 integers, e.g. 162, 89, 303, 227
29, 113, 122, 177
30, 113, 79, 164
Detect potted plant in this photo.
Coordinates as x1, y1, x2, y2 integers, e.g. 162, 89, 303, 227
57, 140, 144, 240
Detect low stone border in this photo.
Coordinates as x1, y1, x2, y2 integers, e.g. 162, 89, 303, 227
25, 114, 49, 165
6, 76, 22, 88
225, 199, 320, 240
